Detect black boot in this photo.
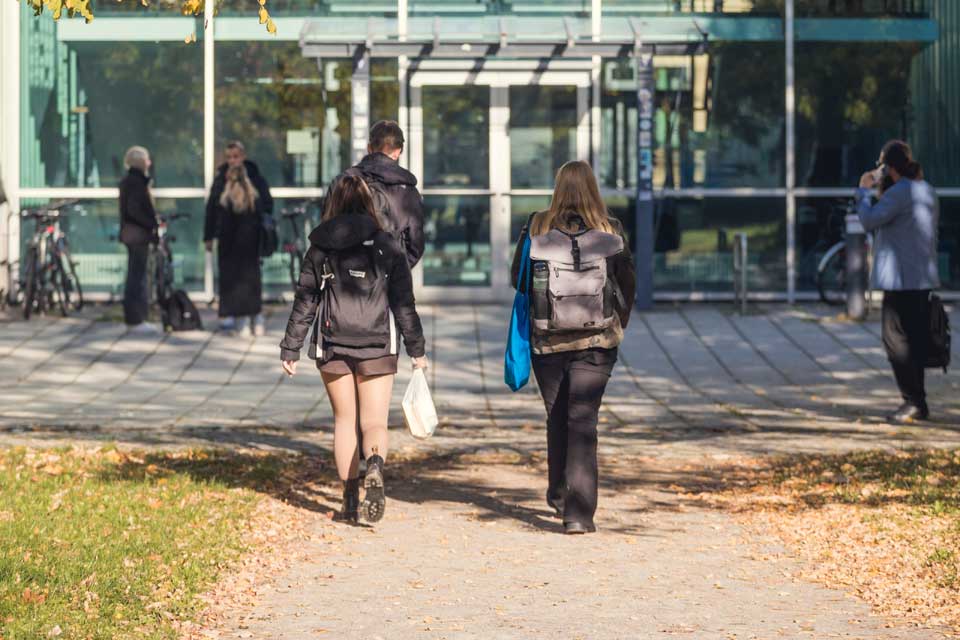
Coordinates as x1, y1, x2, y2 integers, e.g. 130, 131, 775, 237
362, 454, 386, 523
338, 478, 360, 523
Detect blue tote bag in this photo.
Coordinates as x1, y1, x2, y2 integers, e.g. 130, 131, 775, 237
504, 235, 532, 391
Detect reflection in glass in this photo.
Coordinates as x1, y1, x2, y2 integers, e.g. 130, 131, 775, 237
422, 86, 489, 188
795, 1, 928, 16
17, 198, 206, 295
510, 195, 552, 243
218, 0, 397, 16
422, 195, 491, 286
602, 0, 780, 14
261, 198, 325, 294
606, 196, 786, 292
410, 0, 589, 15
600, 45, 784, 190
509, 86, 578, 189
20, 15, 203, 188
797, 197, 960, 292
796, 41, 958, 187
216, 45, 350, 188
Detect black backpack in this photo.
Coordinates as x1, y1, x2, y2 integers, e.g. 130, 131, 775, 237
162, 289, 204, 332
926, 293, 951, 372
308, 241, 394, 359
259, 213, 279, 258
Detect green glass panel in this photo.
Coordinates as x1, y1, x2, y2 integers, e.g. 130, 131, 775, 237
600, 43, 785, 190
509, 86, 578, 190
422, 86, 489, 189
422, 194, 491, 286
606, 195, 787, 292
19, 12, 203, 188
17, 198, 206, 295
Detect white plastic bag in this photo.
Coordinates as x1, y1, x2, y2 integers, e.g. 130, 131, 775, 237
402, 368, 438, 439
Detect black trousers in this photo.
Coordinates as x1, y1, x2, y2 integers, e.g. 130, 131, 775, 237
532, 348, 616, 526
123, 243, 150, 325
882, 290, 931, 407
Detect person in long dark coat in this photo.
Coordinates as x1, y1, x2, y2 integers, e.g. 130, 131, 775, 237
118, 146, 159, 329
204, 142, 272, 335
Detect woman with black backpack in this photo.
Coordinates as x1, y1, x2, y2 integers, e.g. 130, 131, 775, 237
511, 160, 636, 535
280, 175, 428, 524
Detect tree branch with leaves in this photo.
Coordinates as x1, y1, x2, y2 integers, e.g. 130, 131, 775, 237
21, 0, 277, 34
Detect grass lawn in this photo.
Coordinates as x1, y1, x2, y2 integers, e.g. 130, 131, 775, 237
0, 446, 291, 640
698, 448, 960, 633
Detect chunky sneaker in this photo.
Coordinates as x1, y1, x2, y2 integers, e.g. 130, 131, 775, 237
888, 402, 929, 424
362, 454, 386, 523
337, 478, 360, 523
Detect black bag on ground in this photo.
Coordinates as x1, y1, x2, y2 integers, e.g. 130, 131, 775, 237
162, 289, 203, 332
926, 293, 951, 372
259, 213, 279, 258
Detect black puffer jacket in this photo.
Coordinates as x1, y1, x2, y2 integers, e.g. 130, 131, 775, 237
330, 153, 425, 268
118, 168, 158, 246
280, 213, 426, 365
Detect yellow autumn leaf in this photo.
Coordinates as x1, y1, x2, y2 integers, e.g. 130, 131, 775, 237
258, 7, 268, 23
266, 18, 277, 34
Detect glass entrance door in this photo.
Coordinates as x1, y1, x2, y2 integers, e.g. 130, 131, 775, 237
407, 69, 590, 302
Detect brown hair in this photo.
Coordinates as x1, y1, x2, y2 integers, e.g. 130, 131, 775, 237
220, 164, 259, 214
530, 160, 614, 236
369, 120, 405, 153
881, 140, 923, 181
323, 175, 381, 228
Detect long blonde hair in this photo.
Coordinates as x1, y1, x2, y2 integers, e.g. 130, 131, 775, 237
220, 165, 259, 214
530, 160, 613, 236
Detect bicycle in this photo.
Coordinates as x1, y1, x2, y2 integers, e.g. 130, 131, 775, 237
147, 212, 190, 310
18, 200, 85, 319
815, 199, 872, 306
279, 200, 320, 290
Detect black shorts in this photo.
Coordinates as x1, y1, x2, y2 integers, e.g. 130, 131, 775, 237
318, 354, 399, 376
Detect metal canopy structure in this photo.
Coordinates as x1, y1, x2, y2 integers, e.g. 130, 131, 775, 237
299, 16, 710, 59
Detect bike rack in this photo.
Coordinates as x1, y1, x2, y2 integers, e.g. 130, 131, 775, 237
732, 232, 748, 315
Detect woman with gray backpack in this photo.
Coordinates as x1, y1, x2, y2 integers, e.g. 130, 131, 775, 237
510, 160, 636, 534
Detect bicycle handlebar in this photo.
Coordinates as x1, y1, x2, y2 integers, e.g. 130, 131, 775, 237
21, 199, 84, 219
159, 212, 191, 222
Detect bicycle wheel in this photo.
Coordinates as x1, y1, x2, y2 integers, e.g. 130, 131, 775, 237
816, 242, 846, 306
22, 248, 40, 320
287, 250, 302, 291
49, 257, 69, 317
58, 249, 84, 312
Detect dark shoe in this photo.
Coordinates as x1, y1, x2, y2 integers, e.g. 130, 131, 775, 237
362, 454, 386, 523
546, 490, 564, 518
563, 521, 596, 535
337, 478, 360, 523
888, 402, 930, 424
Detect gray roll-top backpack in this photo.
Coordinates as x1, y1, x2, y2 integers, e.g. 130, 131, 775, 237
528, 226, 626, 334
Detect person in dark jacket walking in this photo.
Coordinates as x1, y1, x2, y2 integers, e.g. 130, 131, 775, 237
204, 141, 273, 335
857, 140, 940, 423
511, 160, 637, 535
118, 146, 159, 328
329, 120, 425, 268
280, 175, 428, 524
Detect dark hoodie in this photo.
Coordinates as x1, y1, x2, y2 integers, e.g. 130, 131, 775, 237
279, 213, 425, 365
336, 152, 425, 269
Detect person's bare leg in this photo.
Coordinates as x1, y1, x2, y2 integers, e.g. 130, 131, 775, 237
322, 371, 360, 482
356, 373, 394, 522
356, 373, 394, 460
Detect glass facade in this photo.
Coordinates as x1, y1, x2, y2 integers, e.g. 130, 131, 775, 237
4, 0, 958, 301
